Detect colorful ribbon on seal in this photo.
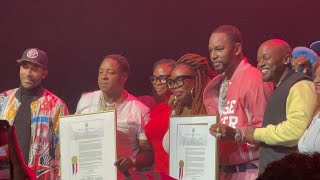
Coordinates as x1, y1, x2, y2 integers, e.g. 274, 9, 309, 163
72, 156, 78, 175
179, 160, 184, 180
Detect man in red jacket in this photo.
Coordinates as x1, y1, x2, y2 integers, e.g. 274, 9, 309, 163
204, 25, 273, 180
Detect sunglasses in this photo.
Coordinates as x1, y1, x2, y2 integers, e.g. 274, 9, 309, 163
167, 75, 194, 89
150, 75, 170, 85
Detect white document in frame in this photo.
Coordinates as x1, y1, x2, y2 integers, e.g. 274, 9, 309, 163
170, 115, 217, 180
60, 111, 117, 180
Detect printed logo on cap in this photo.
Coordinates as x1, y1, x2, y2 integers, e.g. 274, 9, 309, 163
27, 49, 39, 59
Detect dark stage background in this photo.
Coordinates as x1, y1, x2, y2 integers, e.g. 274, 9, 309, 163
1, 1, 319, 113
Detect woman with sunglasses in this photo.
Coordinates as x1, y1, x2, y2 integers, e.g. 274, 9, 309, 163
162, 53, 216, 153
145, 59, 176, 174
150, 59, 177, 103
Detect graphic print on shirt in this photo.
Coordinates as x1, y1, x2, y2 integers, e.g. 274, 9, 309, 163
220, 100, 238, 128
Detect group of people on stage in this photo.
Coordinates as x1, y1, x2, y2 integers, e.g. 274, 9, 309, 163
1, 24, 320, 180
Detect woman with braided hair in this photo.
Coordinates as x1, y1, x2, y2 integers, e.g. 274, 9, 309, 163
162, 53, 216, 154
168, 53, 216, 116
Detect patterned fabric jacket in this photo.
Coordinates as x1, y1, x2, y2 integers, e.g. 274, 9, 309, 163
0, 87, 69, 180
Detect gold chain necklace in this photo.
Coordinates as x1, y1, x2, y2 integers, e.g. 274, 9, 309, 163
99, 90, 128, 111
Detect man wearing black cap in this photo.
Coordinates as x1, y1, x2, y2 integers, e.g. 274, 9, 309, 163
0, 48, 69, 179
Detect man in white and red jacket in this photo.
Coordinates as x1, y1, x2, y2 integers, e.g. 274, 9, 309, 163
205, 25, 274, 180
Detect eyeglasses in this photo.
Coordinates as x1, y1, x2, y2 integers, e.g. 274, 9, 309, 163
150, 75, 170, 85
167, 75, 194, 89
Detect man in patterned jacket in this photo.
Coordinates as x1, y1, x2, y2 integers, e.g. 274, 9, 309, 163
0, 48, 69, 179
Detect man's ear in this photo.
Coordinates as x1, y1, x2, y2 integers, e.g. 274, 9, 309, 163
43, 70, 48, 79
122, 72, 128, 83
234, 43, 242, 56
283, 54, 292, 66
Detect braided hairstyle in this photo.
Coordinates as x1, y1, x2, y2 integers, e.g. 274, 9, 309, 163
173, 53, 215, 115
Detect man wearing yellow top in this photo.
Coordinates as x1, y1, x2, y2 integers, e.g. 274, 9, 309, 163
245, 39, 318, 174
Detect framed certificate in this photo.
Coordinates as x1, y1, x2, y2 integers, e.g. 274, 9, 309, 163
59, 111, 117, 180
169, 115, 218, 180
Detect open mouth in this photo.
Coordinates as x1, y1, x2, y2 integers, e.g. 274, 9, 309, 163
260, 68, 269, 74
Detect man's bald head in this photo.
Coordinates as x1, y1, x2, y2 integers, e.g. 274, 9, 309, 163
257, 39, 292, 84
260, 39, 292, 56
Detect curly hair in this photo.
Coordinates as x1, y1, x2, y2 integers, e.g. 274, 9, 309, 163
292, 47, 318, 66
173, 53, 215, 115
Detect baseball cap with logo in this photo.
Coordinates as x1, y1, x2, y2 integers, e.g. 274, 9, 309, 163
17, 48, 48, 69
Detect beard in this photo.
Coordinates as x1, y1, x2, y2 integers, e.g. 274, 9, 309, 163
212, 63, 224, 74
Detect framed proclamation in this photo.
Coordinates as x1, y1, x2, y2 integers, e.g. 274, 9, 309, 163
169, 115, 218, 180
59, 111, 117, 180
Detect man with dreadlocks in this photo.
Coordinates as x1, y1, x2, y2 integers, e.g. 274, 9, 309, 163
204, 25, 274, 180
162, 53, 216, 153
